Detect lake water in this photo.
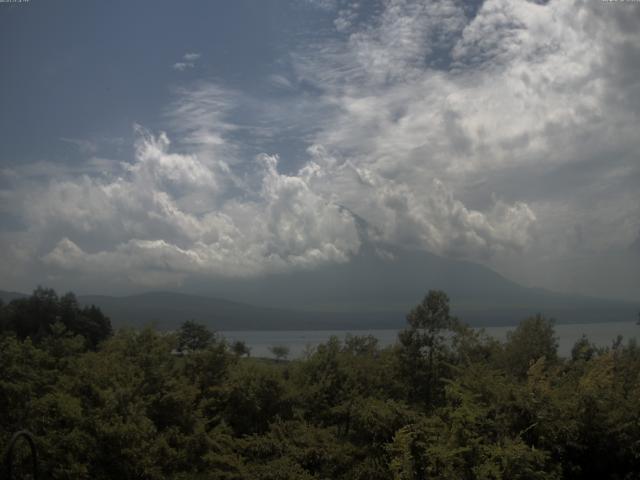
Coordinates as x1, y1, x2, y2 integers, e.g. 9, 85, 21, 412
222, 321, 640, 359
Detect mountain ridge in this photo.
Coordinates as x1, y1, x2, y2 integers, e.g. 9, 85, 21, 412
2, 243, 637, 330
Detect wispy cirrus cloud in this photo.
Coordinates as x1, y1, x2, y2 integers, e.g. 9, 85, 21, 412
59, 137, 98, 155
172, 51, 201, 71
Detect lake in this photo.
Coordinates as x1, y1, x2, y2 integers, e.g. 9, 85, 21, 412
222, 321, 640, 359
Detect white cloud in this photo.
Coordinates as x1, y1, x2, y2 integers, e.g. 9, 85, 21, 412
17, 127, 360, 286
173, 51, 201, 71
165, 83, 236, 151
2, 0, 639, 298
267, 74, 294, 90
183, 52, 201, 62
286, 0, 639, 296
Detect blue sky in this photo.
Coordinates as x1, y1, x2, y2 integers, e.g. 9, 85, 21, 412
1, 0, 639, 300
0, 1, 330, 169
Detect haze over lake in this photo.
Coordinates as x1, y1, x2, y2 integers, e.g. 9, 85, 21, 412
223, 321, 640, 359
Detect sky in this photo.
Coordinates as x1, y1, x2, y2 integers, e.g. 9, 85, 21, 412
0, 0, 639, 301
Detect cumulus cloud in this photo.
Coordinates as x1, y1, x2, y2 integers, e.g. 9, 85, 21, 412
19, 127, 360, 285
306, 0, 638, 243
287, 0, 639, 294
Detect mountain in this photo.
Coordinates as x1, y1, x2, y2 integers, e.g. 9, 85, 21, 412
188, 241, 639, 327
1, 241, 638, 330
0, 289, 346, 330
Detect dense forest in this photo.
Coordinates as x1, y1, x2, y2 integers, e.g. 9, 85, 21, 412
1, 288, 640, 479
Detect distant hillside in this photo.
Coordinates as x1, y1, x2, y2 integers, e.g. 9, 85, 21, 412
75, 292, 373, 331
0, 290, 27, 303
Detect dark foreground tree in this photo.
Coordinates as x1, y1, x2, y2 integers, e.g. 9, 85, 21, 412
177, 320, 214, 352
502, 314, 558, 377
2, 287, 640, 479
0, 287, 111, 348
397, 290, 459, 407
231, 340, 251, 357
270, 345, 290, 361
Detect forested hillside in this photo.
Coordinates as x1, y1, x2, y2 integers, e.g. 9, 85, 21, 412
1, 289, 640, 479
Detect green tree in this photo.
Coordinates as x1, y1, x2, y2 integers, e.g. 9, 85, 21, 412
269, 345, 290, 362
502, 315, 558, 378
1, 287, 111, 348
231, 340, 251, 357
4, 287, 640, 479
178, 320, 214, 352
76, 304, 112, 348
0, 298, 6, 331
397, 290, 459, 407
221, 362, 293, 436
570, 335, 599, 362
4, 286, 59, 341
